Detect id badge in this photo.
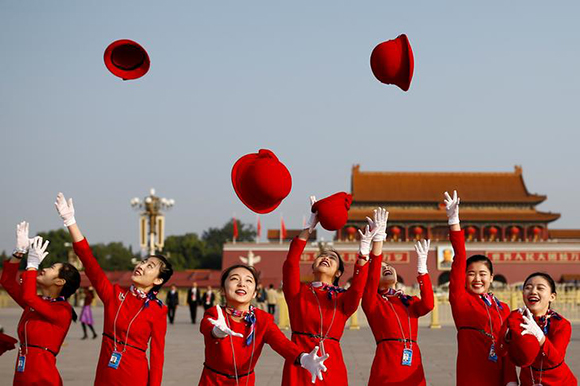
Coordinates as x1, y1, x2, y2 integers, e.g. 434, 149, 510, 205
488, 343, 498, 362
108, 351, 122, 369
16, 355, 26, 372
401, 348, 413, 366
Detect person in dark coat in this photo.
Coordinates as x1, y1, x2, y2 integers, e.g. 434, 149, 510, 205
202, 286, 216, 311
187, 282, 201, 324
166, 285, 179, 324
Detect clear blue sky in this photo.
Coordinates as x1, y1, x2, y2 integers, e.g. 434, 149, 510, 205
1, 1, 579, 253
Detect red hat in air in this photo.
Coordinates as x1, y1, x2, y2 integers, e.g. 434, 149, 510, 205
104, 39, 150, 80
231, 149, 292, 214
503, 311, 541, 367
370, 34, 414, 91
0, 333, 17, 356
312, 192, 352, 231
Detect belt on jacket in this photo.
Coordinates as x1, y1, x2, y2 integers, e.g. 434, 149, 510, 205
532, 360, 564, 372
458, 326, 494, 340
376, 338, 417, 345
102, 333, 147, 352
204, 363, 254, 379
21, 344, 58, 357
292, 331, 340, 342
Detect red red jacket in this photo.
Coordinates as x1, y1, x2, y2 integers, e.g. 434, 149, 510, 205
198, 306, 303, 385
362, 253, 434, 386
74, 239, 167, 386
502, 310, 577, 386
281, 237, 369, 386
1, 261, 73, 386
449, 230, 517, 386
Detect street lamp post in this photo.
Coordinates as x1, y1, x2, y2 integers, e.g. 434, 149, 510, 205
131, 188, 175, 255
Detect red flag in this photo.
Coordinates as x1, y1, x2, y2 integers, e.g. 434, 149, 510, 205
233, 217, 239, 241
280, 216, 287, 242
256, 215, 262, 241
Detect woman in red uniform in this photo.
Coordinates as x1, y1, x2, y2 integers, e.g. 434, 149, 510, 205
281, 197, 378, 386
362, 209, 434, 386
1, 222, 80, 386
55, 192, 173, 386
501, 272, 577, 385
199, 264, 328, 385
445, 191, 517, 386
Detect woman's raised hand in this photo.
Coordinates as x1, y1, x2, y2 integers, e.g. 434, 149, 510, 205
304, 195, 319, 234
358, 225, 377, 257
367, 207, 388, 242
208, 305, 244, 339
15, 221, 31, 254
520, 308, 545, 345
300, 346, 329, 383
414, 239, 430, 275
55, 193, 76, 227
444, 191, 460, 225
26, 236, 49, 270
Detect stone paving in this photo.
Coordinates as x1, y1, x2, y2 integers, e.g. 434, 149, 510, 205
0, 307, 578, 385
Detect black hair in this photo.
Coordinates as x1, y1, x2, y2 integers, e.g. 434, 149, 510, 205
220, 264, 260, 289
269, 284, 274, 289
466, 254, 493, 275
524, 272, 557, 294
149, 254, 174, 293
58, 263, 81, 300
317, 248, 345, 286
57, 263, 81, 322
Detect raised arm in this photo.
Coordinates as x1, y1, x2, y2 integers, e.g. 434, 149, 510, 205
148, 307, 168, 386
410, 239, 434, 317
1, 222, 32, 308
55, 193, 114, 302
445, 191, 467, 302
362, 208, 387, 313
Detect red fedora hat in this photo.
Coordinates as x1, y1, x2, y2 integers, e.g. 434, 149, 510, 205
312, 192, 352, 231
370, 34, 414, 91
104, 39, 150, 80
231, 149, 292, 214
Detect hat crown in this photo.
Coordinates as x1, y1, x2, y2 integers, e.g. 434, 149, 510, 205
370, 34, 414, 91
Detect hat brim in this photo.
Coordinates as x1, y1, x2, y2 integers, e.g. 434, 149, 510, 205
396, 34, 414, 92
104, 39, 150, 80
231, 153, 284, 214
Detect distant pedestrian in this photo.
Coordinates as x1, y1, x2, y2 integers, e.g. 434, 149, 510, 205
166, 285, 179, 324
202, 286, 215, 311
256, 284, 267, 311
266, 284, 278, 315
187, 282, 201, 324
80, 286, 98, 339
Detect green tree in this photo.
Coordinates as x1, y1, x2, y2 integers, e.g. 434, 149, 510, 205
162, 233, 206, 270
91, 242, 137, 271
201, 219, 256, 269
36, 228, 72, 267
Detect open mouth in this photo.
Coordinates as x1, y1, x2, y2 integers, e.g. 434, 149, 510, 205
527, 296, 540, 304
235, 289, 247, 296
383, 269, 392, 276
133, 269, 143, 277
471, 283, 483, 289
320, 260, 330, 267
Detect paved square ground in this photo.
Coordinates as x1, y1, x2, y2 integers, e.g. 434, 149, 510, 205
1, 307, 578, 385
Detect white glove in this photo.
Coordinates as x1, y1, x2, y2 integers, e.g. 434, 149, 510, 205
444, 190, 460, 225
27, 236, 50, 270
15, 221, 31, 254
358, 225, 377, 257
55, 192, 76, 227
367, 207, 388, 242
520, 308, 544, 344
208, 305, 244, 339
300, 346, 329, 384
415, 239, 430, 275
304, 196, 319, 234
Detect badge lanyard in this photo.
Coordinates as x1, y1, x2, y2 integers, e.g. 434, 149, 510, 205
16, 320, 30, 372
483, 296, 503, 363
530, 353, 544, 386
224, 307, 256, 386
310, 285, 337, 356
108, 291, 145, 369
386, 298, 413, 366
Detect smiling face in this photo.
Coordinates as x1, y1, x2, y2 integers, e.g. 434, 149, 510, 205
223, 267, 257, 306
37, 263, 66, 288
523, 276, 556, 316
131, 257, 164, 289
312, 250, 341, 282
379, 262, 397, 289
466, 262, 493, 295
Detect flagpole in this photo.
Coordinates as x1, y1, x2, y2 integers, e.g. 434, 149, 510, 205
233, 213, 237, 244
279, 214, 283, 245
256, 215, 260, 244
